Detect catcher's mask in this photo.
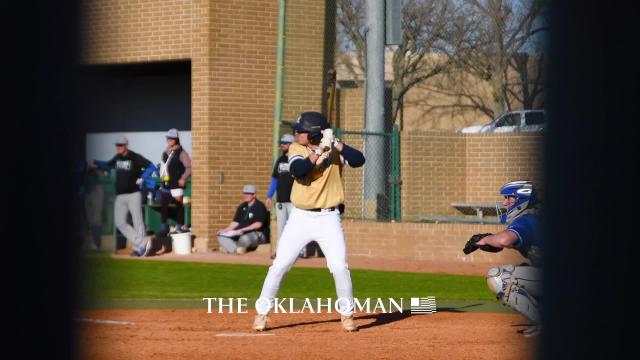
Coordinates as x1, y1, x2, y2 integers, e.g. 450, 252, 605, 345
496, 181, 537, 224
292, 111, 328, 142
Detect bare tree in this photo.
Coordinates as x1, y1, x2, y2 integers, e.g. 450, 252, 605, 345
452, 0, 546, 118
336, 0, 467, 128
336, 0, 367, 81
336, 0, 546, 127
507, 51, 546, 110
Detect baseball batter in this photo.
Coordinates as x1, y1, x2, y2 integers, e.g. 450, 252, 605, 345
253, 111, 365, 332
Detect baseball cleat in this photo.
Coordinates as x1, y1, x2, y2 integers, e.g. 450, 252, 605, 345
340, 315, 357, 332
253, 314, 269, 331
521, 325, 542, 338
142, 236, 154, 256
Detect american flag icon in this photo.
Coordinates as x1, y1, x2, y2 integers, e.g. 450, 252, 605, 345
410, 297, 437, 314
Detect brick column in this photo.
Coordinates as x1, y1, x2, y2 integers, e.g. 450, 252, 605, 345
191, 0, 215, 252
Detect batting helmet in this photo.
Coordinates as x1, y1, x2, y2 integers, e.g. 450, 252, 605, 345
292, 111, 329, 142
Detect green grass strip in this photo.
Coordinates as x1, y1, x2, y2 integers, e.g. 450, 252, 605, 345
80, 254, 504, 312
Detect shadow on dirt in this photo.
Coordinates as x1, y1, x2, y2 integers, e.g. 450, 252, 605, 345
269, 303, 489, 331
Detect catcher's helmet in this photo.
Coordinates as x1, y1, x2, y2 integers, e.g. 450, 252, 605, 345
292, 111, 329, 142
498, 181, 537, 224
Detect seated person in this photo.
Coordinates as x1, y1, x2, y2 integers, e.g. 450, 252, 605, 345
216, 184, 268, 254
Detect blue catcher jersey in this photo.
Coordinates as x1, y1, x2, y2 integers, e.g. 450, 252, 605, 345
506, 214, 543, 266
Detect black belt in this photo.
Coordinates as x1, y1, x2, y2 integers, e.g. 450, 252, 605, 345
305, 207, 337, 212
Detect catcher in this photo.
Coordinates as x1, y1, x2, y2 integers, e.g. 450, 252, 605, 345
463, 181, 543, 337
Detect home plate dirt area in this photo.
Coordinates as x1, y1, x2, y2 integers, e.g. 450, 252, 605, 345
77, 308, 536, 359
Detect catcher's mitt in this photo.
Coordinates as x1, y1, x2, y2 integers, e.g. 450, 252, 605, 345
462, 233, 502, 254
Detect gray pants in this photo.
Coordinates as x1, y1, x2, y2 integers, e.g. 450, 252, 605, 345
218, 231, 264, 254
114, 191, 146, 253
275, 202, 293, 249
85, 185, 104, 227
85, 185, 104, 247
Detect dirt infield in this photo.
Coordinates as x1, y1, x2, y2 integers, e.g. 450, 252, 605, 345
77, 309, 536, 359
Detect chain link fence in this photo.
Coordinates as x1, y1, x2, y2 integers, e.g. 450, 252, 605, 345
336, 127, 400, 221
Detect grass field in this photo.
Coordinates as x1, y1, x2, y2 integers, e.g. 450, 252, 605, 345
80, 254, 508, 312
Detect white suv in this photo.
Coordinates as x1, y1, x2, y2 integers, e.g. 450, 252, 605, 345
457, 110, 545, 133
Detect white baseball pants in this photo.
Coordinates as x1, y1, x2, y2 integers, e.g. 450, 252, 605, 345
257, 207, 354, 316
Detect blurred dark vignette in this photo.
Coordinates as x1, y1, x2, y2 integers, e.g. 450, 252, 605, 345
544, 0, 635, 358
3, 0, 637, 358
5, 1, 81, 359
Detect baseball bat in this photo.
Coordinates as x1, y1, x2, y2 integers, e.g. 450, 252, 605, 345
325, 68, 337, 126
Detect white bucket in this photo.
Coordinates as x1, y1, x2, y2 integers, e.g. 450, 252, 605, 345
170, 232, 192, 255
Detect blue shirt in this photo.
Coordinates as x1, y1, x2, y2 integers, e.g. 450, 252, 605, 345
507, 214, 543, 266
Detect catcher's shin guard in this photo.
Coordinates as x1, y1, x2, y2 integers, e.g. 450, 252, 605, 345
504, 281, 541, 324
512, 265, 542, 298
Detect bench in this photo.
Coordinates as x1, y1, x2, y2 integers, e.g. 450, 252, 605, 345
450, 202, 503, 220
143, 178, 192, 234
144, 201, 191, 233
418, 216, 501, 224
417, 202, 504, 225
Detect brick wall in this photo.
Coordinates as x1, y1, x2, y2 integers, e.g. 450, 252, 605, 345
343, 220, 524, 264
202, 0, 279, 249
281, 0, 328, 120
204, 0, 327, 248
401, 132, 466, 220
80, 0, 218, 248
190, 0, 214, 249
401, 132, 544, 220
81, 0, 329, 250
337, 87, 365, 130
464, 133, 544, 202
335, 89, 543, 221
81, 0, 193, 64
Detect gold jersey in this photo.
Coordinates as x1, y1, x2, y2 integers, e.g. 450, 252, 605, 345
288, 142, 344, 209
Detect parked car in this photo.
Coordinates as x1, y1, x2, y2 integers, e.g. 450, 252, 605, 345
456, 110, 545, 133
